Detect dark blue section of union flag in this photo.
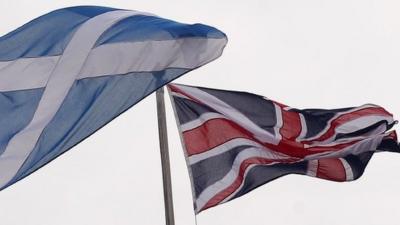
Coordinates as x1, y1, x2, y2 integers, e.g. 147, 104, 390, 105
231, 162, 308, 199
173, 97, 218, 125
289, 107, 354, 139
191, 145, 251, 198
188, 86, 277, 135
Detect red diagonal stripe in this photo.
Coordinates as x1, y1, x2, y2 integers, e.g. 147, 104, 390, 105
168, 84, 203, 105
183, 118, 254, 156
183, 117, 364, 158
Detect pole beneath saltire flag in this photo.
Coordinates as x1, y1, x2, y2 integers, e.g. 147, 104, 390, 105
156, 87, 175, 225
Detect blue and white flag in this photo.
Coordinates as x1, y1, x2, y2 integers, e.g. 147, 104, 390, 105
0, 6, 227, 190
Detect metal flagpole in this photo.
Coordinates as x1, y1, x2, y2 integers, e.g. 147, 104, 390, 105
156, 87, 175, 225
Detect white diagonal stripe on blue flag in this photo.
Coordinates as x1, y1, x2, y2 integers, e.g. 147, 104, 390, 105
0, 38, 226, 92
0, 56, 58, 92
0, 10, 145, 188
78, 38, 226, 79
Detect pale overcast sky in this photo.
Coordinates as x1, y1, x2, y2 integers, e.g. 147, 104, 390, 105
0, 1, 399, 225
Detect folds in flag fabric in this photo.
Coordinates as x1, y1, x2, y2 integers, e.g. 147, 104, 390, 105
0, 6, 227, 190
168, 83, 400, 213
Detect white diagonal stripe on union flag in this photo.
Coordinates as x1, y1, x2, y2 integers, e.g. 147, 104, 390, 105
296, 113, 308, 142
181, 112, 226, 132
305, 122, 389, 148
188, 137, 291, 165
170, 84, 282, 145
300, 104, 389, 143
335, 115, 394, 134
304, 134, 385, 160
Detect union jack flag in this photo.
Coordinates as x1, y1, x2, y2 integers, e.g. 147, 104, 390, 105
168, 83, 400, 214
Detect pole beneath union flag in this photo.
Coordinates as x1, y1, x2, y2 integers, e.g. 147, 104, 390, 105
156, 87, 176, 225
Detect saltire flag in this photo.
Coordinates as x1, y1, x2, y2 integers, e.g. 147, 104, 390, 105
0, 6, 227, 191
168, 83, 400, 213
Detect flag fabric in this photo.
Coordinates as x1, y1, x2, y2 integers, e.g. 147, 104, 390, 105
0, 6, 227, 191
168, 83, 400, 213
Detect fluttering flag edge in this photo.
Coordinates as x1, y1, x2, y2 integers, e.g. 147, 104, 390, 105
167, 83, 399, 214
0, 6, 228, 191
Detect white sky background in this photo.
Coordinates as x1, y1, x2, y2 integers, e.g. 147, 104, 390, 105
0, 0, 400, 225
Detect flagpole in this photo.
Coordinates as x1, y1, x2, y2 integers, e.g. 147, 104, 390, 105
156, 87, 176, 225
